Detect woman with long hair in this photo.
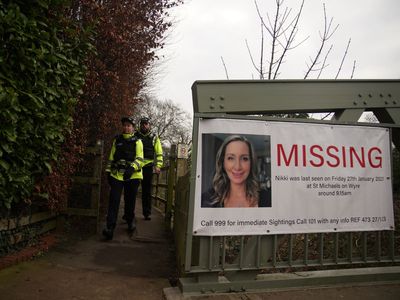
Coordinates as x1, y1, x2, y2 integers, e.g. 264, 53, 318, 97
202, 135, 270, 207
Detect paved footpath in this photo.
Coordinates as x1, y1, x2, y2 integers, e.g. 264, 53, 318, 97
0, 202, 399, 299
0, 202, 177, 300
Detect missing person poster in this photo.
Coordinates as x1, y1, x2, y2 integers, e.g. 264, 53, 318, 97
192, 118, 394, 236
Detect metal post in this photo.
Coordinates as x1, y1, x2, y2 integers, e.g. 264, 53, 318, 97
166, 145, 177, 228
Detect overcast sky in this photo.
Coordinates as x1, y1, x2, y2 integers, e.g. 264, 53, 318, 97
152, 0, 400, 114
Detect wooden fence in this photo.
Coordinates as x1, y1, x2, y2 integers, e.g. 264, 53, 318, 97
151, 144, 190, 230
0, 140, 104, 255
66, 140, 103, 233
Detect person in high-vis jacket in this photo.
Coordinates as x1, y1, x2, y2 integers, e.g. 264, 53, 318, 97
134, 117, 163, 220
102, 116, 144, 240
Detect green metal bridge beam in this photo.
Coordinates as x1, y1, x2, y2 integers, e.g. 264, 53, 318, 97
192, 79, 400, 149
192, 79, 400, 115
332, 108, 365, 122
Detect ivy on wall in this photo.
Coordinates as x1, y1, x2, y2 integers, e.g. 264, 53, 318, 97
0, 0, 93, 212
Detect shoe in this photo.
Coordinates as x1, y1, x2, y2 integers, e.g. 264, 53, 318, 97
144, 215, 151, 221
128, 219, 136, 232
102, 228, 113, 240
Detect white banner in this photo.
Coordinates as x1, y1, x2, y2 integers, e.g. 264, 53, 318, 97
193, 119, 394, 236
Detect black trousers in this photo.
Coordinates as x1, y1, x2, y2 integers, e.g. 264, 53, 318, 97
106, 176, 140, 230
141, 165, 153, 217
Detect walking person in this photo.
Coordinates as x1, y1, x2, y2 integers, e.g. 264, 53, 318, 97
102, 116, 144, 240
135, 116, 163, 220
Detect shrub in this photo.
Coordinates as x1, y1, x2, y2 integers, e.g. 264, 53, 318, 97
0, 0, 93, 212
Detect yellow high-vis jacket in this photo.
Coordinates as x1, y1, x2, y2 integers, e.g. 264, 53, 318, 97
135, 131, 163, 169
105, 133, 144, 180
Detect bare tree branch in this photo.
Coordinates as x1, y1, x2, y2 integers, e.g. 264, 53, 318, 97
267, 0, 281, 79
260, 22, 265, 79
351, 60, 356, 79
304, 4, 339, 79
317, 44, 333, 79
135, 95, 192, 145
273, 0, 305, 79
246, 39, 261, 74
321, 112, 333, 120
250, 0, 307, 79
247, 0, 354, 86
280, 26, 309, 51
220, 56, 229, 80
254, 0, 273, 37
335, 38, 351, 79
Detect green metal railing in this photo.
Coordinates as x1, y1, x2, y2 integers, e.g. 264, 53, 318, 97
188, 230, 399, 273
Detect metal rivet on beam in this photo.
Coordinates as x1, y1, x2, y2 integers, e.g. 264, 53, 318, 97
210, 96, 215, 100
210, 104, 215, 109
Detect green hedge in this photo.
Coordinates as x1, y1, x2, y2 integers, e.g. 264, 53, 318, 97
0, 0, 93, 210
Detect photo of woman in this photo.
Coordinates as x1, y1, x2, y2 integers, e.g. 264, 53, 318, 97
201, 134, 271, 208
